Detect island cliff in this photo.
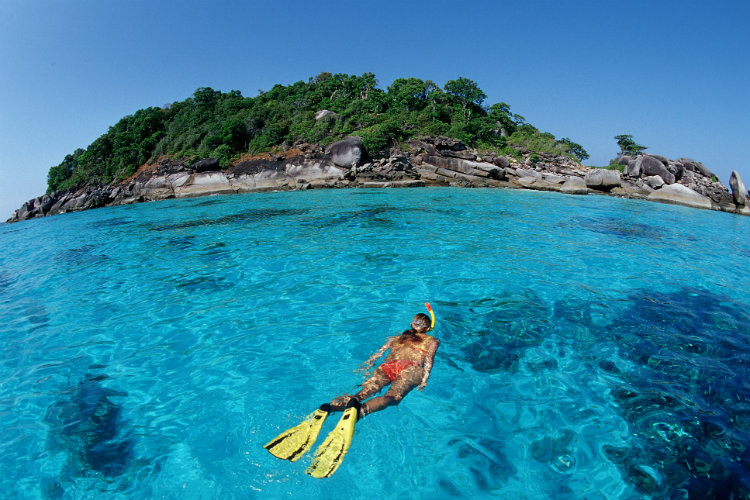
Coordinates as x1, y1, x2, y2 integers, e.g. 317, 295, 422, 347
7, 74, 750, 222
8, 135, 749, 223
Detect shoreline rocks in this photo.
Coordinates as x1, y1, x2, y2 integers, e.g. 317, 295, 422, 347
647, 183, 713, 210
330, 135, 364, 168
584, 169, 621, 191
7, 137, 749, 223
729, 171, 747, 207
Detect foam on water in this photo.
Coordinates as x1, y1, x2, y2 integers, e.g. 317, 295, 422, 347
1, 188, 748, 500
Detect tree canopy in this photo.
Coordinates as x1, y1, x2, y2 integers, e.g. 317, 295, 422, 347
46, 72, 588, 193
614, 134, 647, 157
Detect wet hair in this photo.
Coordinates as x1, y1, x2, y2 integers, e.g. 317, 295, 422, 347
410, 313, 431, 333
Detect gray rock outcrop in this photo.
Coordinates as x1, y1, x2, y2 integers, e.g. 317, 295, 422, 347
315, 109, 336, 121
584, 169, 621, 191
644, 175, 665, 189
191, 157, 220, 173
560, 176, 588, 194
729, 171, 747, 206
330, 136, 364, 168
648, 183, 712, 210
639, 156, 675, 185
625, 158, 641, 177
346, 156, 421, 185
680, 158, 715, 179
7, 137, 749, 223
618, 152, 745, 213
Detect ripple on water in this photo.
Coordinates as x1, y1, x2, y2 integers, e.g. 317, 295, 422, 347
0, 188, 747, 500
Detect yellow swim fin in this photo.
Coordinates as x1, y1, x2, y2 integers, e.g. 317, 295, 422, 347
306, 400, 360, 478
264, 404, 330, 462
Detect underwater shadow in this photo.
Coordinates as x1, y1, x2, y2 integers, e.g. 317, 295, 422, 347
441, 292, 553, 374
44, 374, 135, 484
145, 208, 310, 232
568, 287, 750, 499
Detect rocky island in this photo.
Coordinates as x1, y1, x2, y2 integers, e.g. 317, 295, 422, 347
9, 135, 748, 222
7, 73, 749, 222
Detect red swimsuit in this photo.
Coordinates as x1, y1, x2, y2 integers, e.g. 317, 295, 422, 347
381, 360, 418, 381
380, 335, 433, 381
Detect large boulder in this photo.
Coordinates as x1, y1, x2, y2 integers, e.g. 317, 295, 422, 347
493, 155, 511, 169
640, 156, 675, 184
617, 155, 633, 166
192, 157, 220, 173
560, 176, 588, 194
12, 201, 33, 221
666, 161, 684, 181
648, 154, 670, 165
584, 169, 621, 191
680, 158, 715, 179
431, 136, 467, 151
729, 171, 747, 206
422, 155, 503, 180
701, 182, 735, 207
644, 175, 665, 189
648, 184, 712, 210
513, 167, 541, 179
330, 136, 364, 168
315, 109, 336, 121
625, 158, 641, 177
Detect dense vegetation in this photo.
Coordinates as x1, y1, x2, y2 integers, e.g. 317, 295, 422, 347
47, 72, 589, 193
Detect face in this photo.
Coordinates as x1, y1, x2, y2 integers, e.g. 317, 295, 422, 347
411, 316, 428, 332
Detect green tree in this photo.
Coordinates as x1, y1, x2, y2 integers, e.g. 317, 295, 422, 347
444, 77, 487, 120
614, 134, 647, 157
44, 72, 592, 194
487, 102, 516, 136
387, 78, 428, 112
558, 137, 589, 161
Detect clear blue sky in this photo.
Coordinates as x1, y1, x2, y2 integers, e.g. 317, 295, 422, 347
1, 0, 748, 220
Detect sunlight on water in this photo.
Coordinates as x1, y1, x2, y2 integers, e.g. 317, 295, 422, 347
1, 188, 748, 500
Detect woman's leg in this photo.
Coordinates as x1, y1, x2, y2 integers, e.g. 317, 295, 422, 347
329, 367, 390, 410
360, 365, 422, 417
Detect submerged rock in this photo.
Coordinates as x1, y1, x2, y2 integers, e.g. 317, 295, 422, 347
44, 375, 134, 478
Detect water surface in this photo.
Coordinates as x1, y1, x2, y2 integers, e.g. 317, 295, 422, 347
1, 188, 748, 499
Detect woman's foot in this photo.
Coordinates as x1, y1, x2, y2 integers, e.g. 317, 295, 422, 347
329, 394, 355, 409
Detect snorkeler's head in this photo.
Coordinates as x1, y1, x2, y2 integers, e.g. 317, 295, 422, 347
411, 313, 431, 333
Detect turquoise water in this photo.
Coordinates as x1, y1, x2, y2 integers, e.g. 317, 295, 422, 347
1, 188, 748, 500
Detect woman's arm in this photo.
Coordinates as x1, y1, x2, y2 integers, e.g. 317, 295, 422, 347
418, 339, 440, 391
358, 337, 395, 373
